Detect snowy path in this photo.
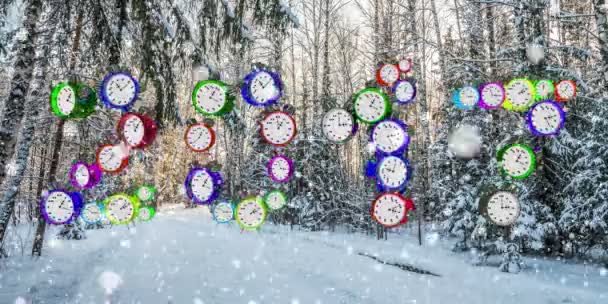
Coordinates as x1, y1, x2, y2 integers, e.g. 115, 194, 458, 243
1, 207, 607, 304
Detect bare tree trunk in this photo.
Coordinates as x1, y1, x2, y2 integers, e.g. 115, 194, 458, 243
594, 0, 608, 80
486, 4, 497, 76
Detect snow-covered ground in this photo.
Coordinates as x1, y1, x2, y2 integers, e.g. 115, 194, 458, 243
1, 207, 607, 304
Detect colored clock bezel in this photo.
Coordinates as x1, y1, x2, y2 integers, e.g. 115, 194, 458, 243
192, 80, 235, 116
117, 112, 158, 149
95, 144, 129, 174
103, 193, 140, 225
375, 155, 411, 191
370, 192, 414, 228
370, 118, 410, 155
80, 202, 104, 224
99, 71, 140, 111
478, 82, 505, 109
496, 143, 537, 179
555, 80, 577, 102
267, 155, 295, 183
138, 206, 156, 222
212, 201, 235, 223
503, 78, 536, 112
184, 122, 216, 152
40, 190, 83, 225
535, 79, 555, 100
260, 111, 297, 147
241, 69, 283, 107
50, 82, 77, 118
392, 79, 417, 104
235, 196, 268, 230
135, 185, 156, 202
375, 64, 400, 87
353, 88, 392, 124
264, 190, 288, 211
452, 86, 479, 110
526, 100, 566, 136
398, 58, 412, 73
321, 108, 358, 144
69, 161, 91, 190
184, 167, 223, 205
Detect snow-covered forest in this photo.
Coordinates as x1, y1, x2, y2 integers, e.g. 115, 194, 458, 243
1, 0, 608, 302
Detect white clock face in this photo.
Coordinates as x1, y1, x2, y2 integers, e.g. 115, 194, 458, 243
237, 199, 266, 228
372, 120, 408, 153
104, 73, 137, 106
190, 170, 215, 202
57, 85, 76, 115
137, 187, 152, 201
373, 194, 406, 227
185, 124, 214, 151
97, 145, 125, 172
250, 71, 280, 104
73, 164, 90, 187
261, 112, 296, 146
556, 81, 576, 100
486, 191, 520, 226
138, 208, 152, 221
459, 86, 479, 107
379, 64, 399, 84
535, 80, 553, 99
530, 102, 563, 134
481, 83, 504, 107
122, 115, 145, 147
44, 191, 74, 223
395, 81, 415, 103
214, 202, 234, 222
107, 196, 135, 223
265, 191, 286, 210
506, 80, 534, 108
354, 90, 388, 123
270, 156, 292, 181
195, 83, 226, 113
378, 156, 408, 189
398, 59, 411, 72
322, 109, 354, 143
82, 203, 102, 223
501, 145, 534, 177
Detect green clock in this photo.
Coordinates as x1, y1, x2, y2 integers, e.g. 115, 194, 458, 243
103, 194, 140, 225
192, 80, 235, 117
503, 78, 535, 112
264, 190, 287, 211
138, 206, 156, 222
134, 185, 156, 202
235, 196, 267, 230
50, 82, 97, 119
535, 80, 554, 100
497, 144, 536, 179
353, 88, 391, 124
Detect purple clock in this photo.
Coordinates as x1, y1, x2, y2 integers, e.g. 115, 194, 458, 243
69, 161, 102, 190
267, 155, 294, 183
240, 69, 283, 107
526, 100, 566, 136
370, 119, 410, 155
184, 167, 223, 204
478, 82, 505, 109
40, 190, 83, 225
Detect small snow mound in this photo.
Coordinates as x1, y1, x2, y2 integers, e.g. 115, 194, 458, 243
232, 259, 241, 269
120, 240, 131, 248
600, 267, 607, 276
291, 299, 300, 304
14, 297, 27, 304
448, 124, 481, 159
193, 298, 205, 304
425, 232, 440, 246
98, 271, 123, 295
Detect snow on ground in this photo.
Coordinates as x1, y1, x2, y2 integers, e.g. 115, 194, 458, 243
0, 206, 607, 304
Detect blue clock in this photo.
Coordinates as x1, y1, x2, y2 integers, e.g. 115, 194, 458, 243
212, 201, 234, 223
452, 86, 479, 110
99, 71, 140, 111
80, 202, 104, 224
366, 155, 410, 192
240, 69, 283, 107
184, 167, 223, 205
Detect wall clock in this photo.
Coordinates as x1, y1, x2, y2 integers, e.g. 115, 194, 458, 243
497, 144, 536, 179
264, 190, 287, 211
321, 108, 357, 143
212, 201, 234, 223
370, 119, 410, 155
100, 72, 140, 111
370, 193, 414, 228
104, 193, 139, 224
353, 88, 391, 124
235, 196, 267, 230
184, 167, 223, 204
260, 111, 297, 147
480, 191, 520, 227
50, 82, 76, 118
81, 202, 103, 224
267, 155, 294, 183
373, 155, 410, 191
184, 122, 216, 152
96, 144, 129, 174
452, 86, 479, 110
138, 206, 155, 222
398, 58, 412, 73
504, 78, 535, 111
40, 190, 83, 225
526, 100, 566, 136
241, 69, 283, 107
393, 80, 416, 104
117, 113, 157, 149
555, 80, 576, 102
69, 161, 102, 190
135, 185, 156, 202
376, 64, 400, 86
478, 82, 505, 109
192, 79, 235, 116
535, 80, 554, 100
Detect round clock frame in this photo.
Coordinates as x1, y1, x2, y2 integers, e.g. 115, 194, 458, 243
117, 112, 158, 149
212, 201, 235, 224
264, 190, 288, 211
321, 108, 358, 144
95, 144, 129, 174
134, 185, 156, 202
479, 190, 521, 227
192, 79, 235, 116
376, 64, 400, 87
503, 78, 536, 112
40, 190, 83, 225
103, 193, 140, 225
353, 88, 392, 124
99, 71, 141, 111
259, 111, 297, 147
235, 196, 268, 230
496, 143, 536, 180
526, 100, 566, 137
184, 122, 216, 152
138, 206, 156, 222
555, 80, 577, 102
80, 202, 104, 225
69, 161, 102, 190
478, 82, 505, 109
392, 79, 417, 104
535, 79, 554, 100
370, 192, 415, 228
184, 167, 223, 205
241, 69, 283, 107
370, 118, 410, 156
267, 154, 295, 183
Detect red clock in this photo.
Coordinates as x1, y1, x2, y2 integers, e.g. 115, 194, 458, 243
555, 80, 577, 102
370, 193, 415, 228
95, 144, 129, 174
184, 123, 216, 152
398, 58, 412, 73
376, 64, 400, 87
260, 111, 297, 147
117, 113, 157, 149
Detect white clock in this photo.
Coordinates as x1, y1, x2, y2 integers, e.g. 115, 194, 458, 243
235, 197, 267, 230
184, 123, 215, 152
105, 194, 137, 224
371, 193, 408, 228
371, 119, 409, 154
483, 191, 520, 226
479, 82, 505, 109
377, 156, 409, 190
81, 203, 103, 224
96, 144, 128, 173
504, 79, 535, 111
322, 108, 355, 143
260, 111, 297, 146
264, 190, 287, 211
41, 190, 80, 225
121, 114, 144, 147
398, 58, 412, 73
498, 144, 536, 179
459, 86, 480, 108
353, 88, 390, 124
55, 84, 76, 116
213, 201, 234, 223
377, 64, 399, 86
186, 169, 219, 204
393, 80, 416, 104
70, 162, 90, 189
527, 100, 565, 136
555, 80, 576, 101
101, 72, 139, 109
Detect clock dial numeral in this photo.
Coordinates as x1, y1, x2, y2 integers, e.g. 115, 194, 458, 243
107, 196, 135, 223
44, 191, 75, 223
322, 109, 354, 143
371, 120, 408, 154
261, 112, 296, 146
486, 191, 520, 226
